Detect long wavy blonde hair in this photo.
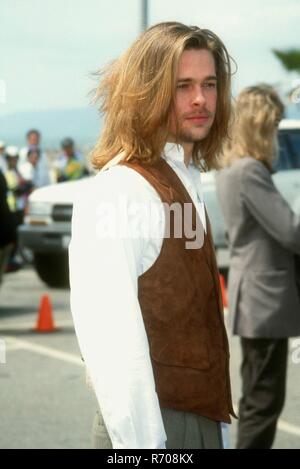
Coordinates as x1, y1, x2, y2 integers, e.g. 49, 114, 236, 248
91, 22, 233, 171
222, 84, 284, 169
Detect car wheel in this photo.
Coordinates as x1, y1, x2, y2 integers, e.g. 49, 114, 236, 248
18, 246, 34, 264
34, 252, 69, 288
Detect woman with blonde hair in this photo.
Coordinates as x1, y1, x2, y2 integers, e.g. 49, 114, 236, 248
217, 85, 300, 448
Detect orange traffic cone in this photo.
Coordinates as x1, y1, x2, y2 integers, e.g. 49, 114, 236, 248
219, 274, 228, 308
34, 294, 58, 333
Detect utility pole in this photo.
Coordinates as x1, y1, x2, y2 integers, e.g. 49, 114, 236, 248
141, 0, 148, 32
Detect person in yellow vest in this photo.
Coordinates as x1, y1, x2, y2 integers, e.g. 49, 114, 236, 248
4, 146, 33, 225
69, 22, 236, 449
55, 137, 85, 182
0, 140, 7, 173
0, 167, 17, 286
3, 146, 33, 272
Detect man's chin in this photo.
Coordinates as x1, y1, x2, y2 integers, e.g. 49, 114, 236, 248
179, 129, 211, 143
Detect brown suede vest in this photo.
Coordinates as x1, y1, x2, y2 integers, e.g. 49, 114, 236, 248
120, 157, 235, 423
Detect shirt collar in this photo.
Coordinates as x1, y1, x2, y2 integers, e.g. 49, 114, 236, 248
163, 142, 196, 169
163, 143, 205, 202
100, 151, 125, 172
100, 144, 196, 172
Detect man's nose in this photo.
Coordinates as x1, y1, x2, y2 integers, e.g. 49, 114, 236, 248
192, 86, 206, 106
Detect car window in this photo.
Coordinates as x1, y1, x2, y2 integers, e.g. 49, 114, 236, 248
276, 130, 300, 170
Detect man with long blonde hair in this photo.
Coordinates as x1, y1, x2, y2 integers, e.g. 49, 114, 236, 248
217, 85, 300, 448
69, 22, 236, 449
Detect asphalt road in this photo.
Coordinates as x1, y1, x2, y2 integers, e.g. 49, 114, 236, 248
0, 266, 300, 449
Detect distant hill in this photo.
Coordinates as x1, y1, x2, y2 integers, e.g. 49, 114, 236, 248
286, 103, 300, 120
0, 107, 102, 149
1, 103, 299, 151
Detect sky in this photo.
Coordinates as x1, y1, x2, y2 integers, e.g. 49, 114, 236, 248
1, 0, 300, 117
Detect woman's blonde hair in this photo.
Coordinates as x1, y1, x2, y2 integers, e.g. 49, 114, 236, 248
91, 22, 233, 171
222, 84, 284, 169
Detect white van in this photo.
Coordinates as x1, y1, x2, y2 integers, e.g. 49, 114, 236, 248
19, 120, 300, 287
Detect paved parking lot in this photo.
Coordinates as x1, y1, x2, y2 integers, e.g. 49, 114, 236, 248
1, 266, 300, 449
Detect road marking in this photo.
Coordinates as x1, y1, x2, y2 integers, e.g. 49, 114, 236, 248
0, 319, 74, 330
277, 420, 300, 437
232, 404, 300, 439
3, 336, 300, 439
4, 336, 83, 366
4, 343, 25, 352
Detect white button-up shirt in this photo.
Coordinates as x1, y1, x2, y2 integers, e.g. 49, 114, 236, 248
69, 143, 206, 449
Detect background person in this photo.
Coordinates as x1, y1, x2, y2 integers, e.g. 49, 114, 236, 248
0, 140, 7, 173
4, 146, 33, 271
216, 84, 300, 449
19, 147, 51, 188
55, 137, 85, 182
19, 129, 42, 163
19, 129, 51, 186
0, 168, 17, 286
4, 146, 33, 225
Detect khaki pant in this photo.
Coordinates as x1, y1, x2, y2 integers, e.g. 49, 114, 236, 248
92, 407, 223, 449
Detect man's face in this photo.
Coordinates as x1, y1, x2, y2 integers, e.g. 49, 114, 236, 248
28, 151, 39, 166
7, 156, 18, 169
28, 132, 40, 146
168, 49, 217, 150
63, 146, 74, 158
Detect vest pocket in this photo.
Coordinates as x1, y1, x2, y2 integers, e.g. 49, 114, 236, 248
150, 336, 210, 370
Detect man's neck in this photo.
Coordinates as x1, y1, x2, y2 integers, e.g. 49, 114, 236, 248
181, 143, 193, 167
166, 140, 193, 167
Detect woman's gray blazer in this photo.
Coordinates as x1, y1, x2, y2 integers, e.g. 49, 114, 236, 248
216, 157, 300, 338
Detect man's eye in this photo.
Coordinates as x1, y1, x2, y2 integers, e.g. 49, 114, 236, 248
203, 82, 217, 89
177, 83, 189, 89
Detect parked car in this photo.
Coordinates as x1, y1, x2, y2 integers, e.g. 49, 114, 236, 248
18, 119, 300, 287
18, 177, 91, 287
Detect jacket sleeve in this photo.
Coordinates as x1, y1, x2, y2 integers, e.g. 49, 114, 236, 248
240, 160, 300, 254
69, 172, 167, 449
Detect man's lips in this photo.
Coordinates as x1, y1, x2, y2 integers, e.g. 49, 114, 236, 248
185, 114, 210, 122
